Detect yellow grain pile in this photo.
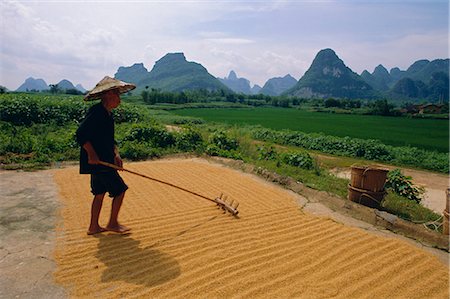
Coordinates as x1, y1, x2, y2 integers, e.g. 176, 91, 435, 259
53, 159, 449, 298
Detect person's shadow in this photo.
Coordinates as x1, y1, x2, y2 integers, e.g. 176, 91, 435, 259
95, 234, 180, 287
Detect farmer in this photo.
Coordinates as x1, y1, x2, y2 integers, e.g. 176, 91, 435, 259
76, 76, 136, 235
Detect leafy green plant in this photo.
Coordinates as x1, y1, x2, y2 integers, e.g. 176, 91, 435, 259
120, 141, 161, 161
257, 144, 278, 161
204, 130, 241, 159
209, 131, 239, 151
123, 124, 176, 148
385, 169, 424, 203
205, 144, 242, 160
175, 128, 204, 151
281, 151, 314, 170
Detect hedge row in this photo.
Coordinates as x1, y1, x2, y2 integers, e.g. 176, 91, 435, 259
251, 128, 448, 173
0, 95, 142, 125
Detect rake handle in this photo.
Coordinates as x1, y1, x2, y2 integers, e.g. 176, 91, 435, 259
98, 161, 217, 204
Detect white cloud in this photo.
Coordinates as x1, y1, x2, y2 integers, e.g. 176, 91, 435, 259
336, 30, 449, 74
0, 0, 448, 90
204, 38, 254, 45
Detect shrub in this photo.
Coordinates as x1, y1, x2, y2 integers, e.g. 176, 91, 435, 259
205, 144, 242, 160
209, 131, 239, 151
257, 145, 278, 161
385, 169, 424, 203
2, 133, 35, 154
175, 128, 204, 151
123, 124, 176, 148
120, 141, 161, 161
281, 151, 314, 169
112, 104, 142, 123
172, 118, 204, 125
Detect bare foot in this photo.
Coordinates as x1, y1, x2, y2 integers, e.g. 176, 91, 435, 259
106, 224, 131, 234
87, 227, 107, 235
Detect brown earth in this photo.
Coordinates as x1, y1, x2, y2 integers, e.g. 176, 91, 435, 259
50, 158, 448, 298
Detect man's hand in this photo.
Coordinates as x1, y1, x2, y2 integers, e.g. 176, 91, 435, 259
114, 154, 123, 168
87, 154, 100, 165
83, 142, 100, 165
114, 145, 123, 168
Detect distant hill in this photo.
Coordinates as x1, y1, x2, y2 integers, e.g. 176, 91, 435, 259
361, 65, 391, 91
406, 59, 449, 84
122, 53, 230, 93
251, 84, 262, 94
260, 74, 297, 96
361, 58, 449, 101
389, 67, 406, 83
16, 77, 49, 92
15, 77, 87, 93
75, 84, 86, 93
114, 63, 149, 85
56, 79, 75, 90
219, 71, 252, 94
285, 49, 376, 99
389, 72, 449, 101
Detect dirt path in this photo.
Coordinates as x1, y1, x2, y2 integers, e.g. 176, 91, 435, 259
51, 159, 448, 298
0, 170, 66, 298
330, 163, 449, 214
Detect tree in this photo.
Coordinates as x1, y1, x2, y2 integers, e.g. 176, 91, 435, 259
141, 90, 149, 103
176, 91, 188, 104
226, 94, 236, 103
49, 84, 60, 94
279, 99, 290, 107
324, 98, 340, 108
66, 88, 82, 95
369, 99, 396, 116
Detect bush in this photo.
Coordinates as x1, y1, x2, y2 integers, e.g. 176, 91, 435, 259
281, 151, 314, 170
257, 145, 278, 161
112, 104, 142, 123
209, 131, 239, 151
385, 169, 424, 203
204, 130, 241, 159
172, 118, 204, 125
123, 124, 176, 148
205, 144, 242, 160
1, 133, 35, 154
175, 128, 204, 151
120, 141, 161, 161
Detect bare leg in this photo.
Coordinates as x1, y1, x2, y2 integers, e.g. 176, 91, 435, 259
87, 193, 107, 235
106, 191, 130, 233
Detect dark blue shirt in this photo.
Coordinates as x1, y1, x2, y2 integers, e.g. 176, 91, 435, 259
76, 103, 116, 174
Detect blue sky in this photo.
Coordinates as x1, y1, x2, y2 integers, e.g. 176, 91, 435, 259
0, 0, 448, 90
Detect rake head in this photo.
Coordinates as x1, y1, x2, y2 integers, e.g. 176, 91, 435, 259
213, 193, 239, 216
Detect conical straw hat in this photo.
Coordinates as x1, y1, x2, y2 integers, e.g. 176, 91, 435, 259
84, 76, 136, 101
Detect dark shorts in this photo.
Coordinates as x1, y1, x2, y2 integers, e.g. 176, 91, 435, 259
91, 171, 128, 198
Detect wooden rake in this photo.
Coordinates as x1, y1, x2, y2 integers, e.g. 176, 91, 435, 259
99, 161, 239, 216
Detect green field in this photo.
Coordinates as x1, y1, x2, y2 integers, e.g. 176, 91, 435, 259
172, 107, 449, 153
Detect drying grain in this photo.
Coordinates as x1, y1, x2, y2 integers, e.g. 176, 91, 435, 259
53, 159, 449, 298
